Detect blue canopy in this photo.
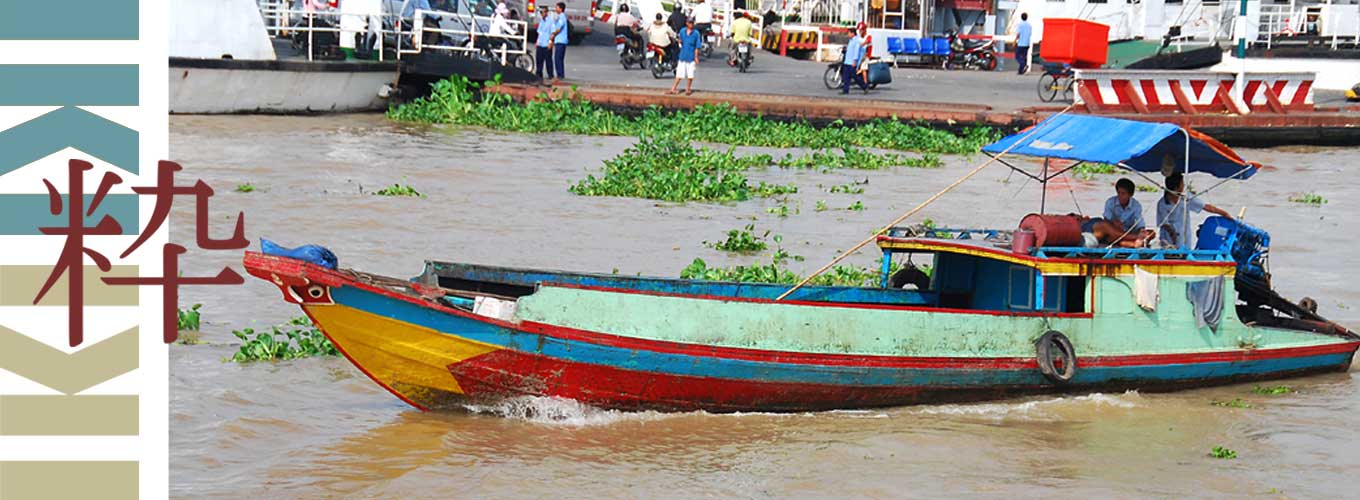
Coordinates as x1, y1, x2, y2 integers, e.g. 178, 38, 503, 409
982, 114, 1258, 180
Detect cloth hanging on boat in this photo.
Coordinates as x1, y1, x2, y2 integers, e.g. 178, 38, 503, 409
1185, 277, 1224, 332
1134, 266, 1159, 312
260, 238, 339, 270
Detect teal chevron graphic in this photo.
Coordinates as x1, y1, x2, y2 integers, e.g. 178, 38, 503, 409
0, 66, 138, 106
0, 107, 138, 175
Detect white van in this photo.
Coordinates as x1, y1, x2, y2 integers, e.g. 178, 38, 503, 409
524, 0, 596, 43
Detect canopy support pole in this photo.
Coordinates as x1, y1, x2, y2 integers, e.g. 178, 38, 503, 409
774, 104, 1076, 301
1040, 158, 1050, 213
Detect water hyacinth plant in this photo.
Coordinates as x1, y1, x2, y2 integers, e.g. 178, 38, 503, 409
374, 179, 425, 198
389, 76, 1000, 155
707, 225, 769, 253
177, 304, 202, 331
230, 316, 339, 363
569, 137, 773, 202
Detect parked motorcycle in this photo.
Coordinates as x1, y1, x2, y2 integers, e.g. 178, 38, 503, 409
942, 32, 997, 71
648, 43, 675, 79
822, 48, 877, 90
732, 40, 753, 72
617, 32, 647, 70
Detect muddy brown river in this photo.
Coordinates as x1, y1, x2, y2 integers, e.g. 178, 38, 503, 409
170, 115, 1360, 498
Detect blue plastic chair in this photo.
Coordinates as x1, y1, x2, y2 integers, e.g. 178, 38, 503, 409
934, 38, 951, 56
902, 38, 920, 55
887, 37, 904, 54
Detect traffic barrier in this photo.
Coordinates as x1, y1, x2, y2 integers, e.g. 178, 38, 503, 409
1074, 70, 1315, 115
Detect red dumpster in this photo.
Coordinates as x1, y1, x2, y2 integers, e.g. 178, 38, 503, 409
1040, 18, 1110, 68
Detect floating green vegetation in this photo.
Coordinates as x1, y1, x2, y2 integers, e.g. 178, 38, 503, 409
753, 182, 798, 197
1210, 398, 1253, 409
177, 304, 202, 331
829, 182, 866, 195
1289, 192, 1327, 206
1252, 385, 1293, 395
776, 147, 941, 170
766, 204, 794, 218
1136, 184, 1160, 193
1210, 446, 1237, 459
230, 316, 339, 363
571, 137, 776, 202
374, 179, 425, 198
388, 76, 1000, 154
815, 200, 828, 212
707, 224, 769, 253
846, 200, 866, 211
680, 249, 897, 288
1072, 162, 1119, 180
234, 183, 256, 193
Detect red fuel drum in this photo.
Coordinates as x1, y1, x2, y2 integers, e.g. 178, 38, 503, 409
1019, 214, 1083, 247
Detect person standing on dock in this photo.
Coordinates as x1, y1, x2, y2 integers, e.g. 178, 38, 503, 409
668, 17, 703, 95
1156, 172, 1233, 248
535, 8, 556, 81
840, 24, 869, 94
1013, 13, 1033, 75
1104, 178, 1145, 232
551, 2, 569, 83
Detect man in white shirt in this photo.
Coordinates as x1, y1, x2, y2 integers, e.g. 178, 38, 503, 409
691, 0, 713, 42
1156, 172, 1233, 248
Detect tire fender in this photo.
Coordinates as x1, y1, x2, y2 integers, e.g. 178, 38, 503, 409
1035, 330, 1077, 384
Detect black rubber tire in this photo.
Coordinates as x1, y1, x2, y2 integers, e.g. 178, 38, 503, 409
823, 65, 841, 90
515, 53, 534, 72
981, 52, 997, 71
1036, 330, 1077, 384
650, 59, 666, 79
1038, 73, 1060, 102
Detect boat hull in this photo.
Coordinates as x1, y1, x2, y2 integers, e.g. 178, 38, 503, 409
246, 254, 1358, 412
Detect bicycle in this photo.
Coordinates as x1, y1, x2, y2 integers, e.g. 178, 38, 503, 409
1037, 62, 1075, 103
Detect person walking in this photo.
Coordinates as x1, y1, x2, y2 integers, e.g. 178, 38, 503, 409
840, 23, 869, 94
551, 2, 569, 83
668, 17, 703, 95
1013, 12, 1033, 75
535, 8, 555, 80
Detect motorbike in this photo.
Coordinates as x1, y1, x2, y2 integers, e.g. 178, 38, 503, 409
732, 40, 753, 72
822, 48, 877, 90
648, 43, 675, 79
941, 32, 997, 71
616, 31, 647, 70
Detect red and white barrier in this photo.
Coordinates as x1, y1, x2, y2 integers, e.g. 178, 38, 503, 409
1073, 70, 1315, 115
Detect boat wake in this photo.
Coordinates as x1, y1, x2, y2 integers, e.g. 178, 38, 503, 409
462, 396, 678, 426
901, 391, 1144, 421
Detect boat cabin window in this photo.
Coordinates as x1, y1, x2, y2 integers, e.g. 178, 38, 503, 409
901, 252, 1085, 313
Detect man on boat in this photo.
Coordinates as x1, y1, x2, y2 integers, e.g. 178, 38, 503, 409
1103, 178, 1145, 232
1080, 217, 1150, 249
1156, 172, 1233, 248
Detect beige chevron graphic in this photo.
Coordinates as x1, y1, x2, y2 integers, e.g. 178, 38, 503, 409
0, 326, 137, 394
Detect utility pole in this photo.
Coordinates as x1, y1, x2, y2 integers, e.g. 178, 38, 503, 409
1234, 0, 1250, 113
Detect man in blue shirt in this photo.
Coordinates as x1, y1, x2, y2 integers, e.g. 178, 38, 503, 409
667, 17, 703, 95
1103, 178, 1145, 233
534, 8, 555, 80
551, 2, 569, 82
840, 23, 869, 94
1014, 12, 1032, 75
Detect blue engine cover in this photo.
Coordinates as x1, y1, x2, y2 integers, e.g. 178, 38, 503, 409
1196, 216, 1269, 281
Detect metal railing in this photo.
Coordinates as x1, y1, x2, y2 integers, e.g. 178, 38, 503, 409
409, 9, 530, 66
253, 3, 529, 66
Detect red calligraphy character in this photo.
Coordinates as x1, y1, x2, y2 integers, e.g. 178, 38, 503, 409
34, 159, 124, 347
104, 160, 249, 344
121, 160, 248, 258
102, 245, 243, 344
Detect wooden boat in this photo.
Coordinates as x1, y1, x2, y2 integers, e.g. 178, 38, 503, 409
243, 116, 1359, 412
